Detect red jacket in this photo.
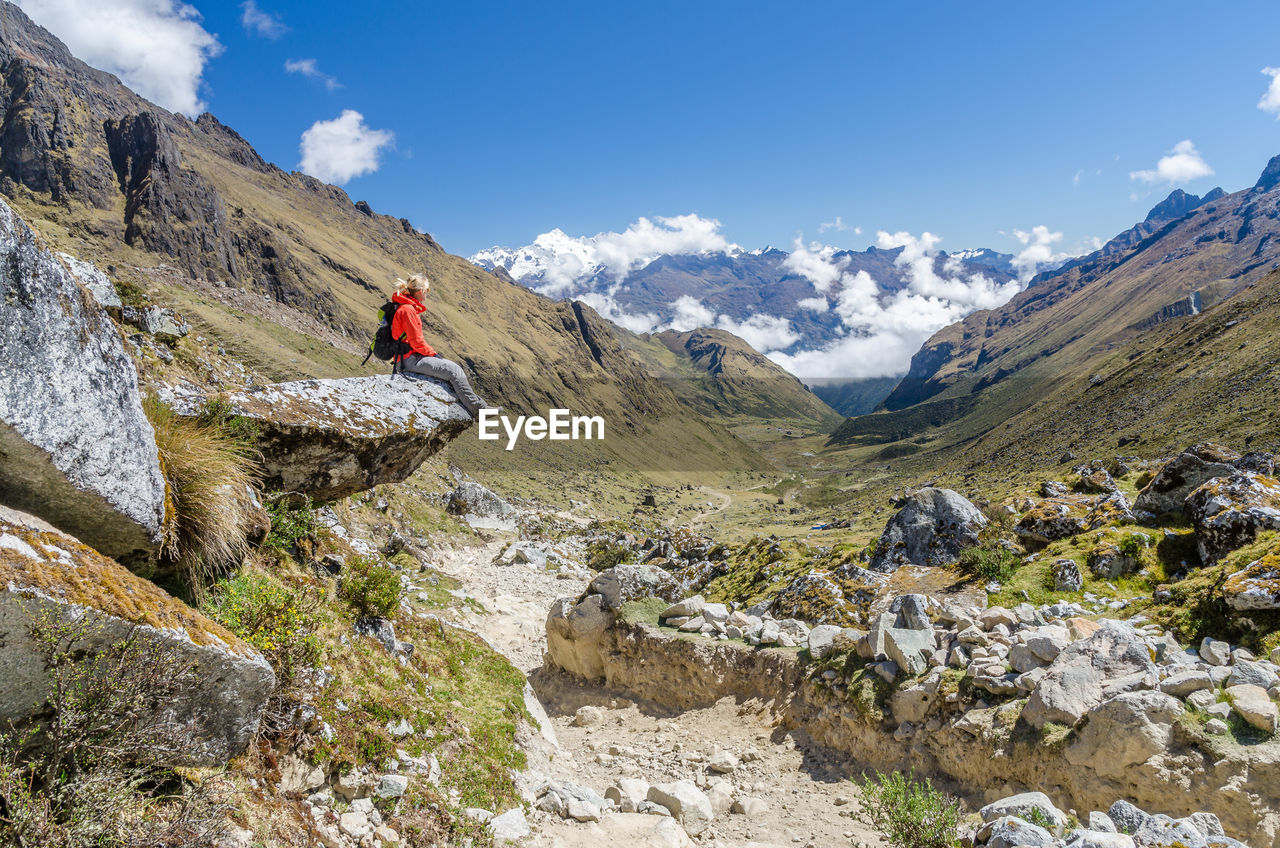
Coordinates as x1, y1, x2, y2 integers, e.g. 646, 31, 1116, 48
391, 292, 437, 358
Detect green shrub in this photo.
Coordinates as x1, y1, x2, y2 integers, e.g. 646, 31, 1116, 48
143, 397, 261, 601
339, 556, 402, 620
1118, 532, 1150, 560
852, 768, 961, 848
956, 544, 1021, 582
265, 495, 317, 551
586, 539, 632, 571
195, 396, 261, 446
203, 573, 324, 685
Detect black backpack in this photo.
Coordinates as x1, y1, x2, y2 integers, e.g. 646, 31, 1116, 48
362, 299, 412, 371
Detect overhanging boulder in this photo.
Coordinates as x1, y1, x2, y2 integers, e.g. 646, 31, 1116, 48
0, 199, 166, 565
174, 375, 473, 502
0, 507, 274, 765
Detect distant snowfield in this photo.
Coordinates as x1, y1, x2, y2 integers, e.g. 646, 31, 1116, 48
470, 216, 1075, 381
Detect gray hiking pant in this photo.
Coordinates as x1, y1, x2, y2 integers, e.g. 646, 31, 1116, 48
401, 353, 487, 415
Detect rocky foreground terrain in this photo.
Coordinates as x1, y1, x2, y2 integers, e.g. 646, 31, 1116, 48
0, 3, 1278, 841
2, 165, 1279, 848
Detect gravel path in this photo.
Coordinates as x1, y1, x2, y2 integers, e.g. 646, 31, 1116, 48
433, 541, 882, 848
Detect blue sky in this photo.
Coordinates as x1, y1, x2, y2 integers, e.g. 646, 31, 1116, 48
17, 0, 1280, 259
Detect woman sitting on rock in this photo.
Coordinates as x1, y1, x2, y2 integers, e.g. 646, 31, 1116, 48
391, 274, 491, 416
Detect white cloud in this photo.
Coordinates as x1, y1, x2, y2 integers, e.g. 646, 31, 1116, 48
1129, 140, 1214, 185
818, 216, 860, 235
1010, 225, 1070, 282
781, 239, 848, 292
14, 0, 221, 116
714, 313, 799, 352
577, 288, 662, 335
668, 295, 716, 331
796, 296, 829, 313
286, 58, 340, 91
768, 231, 1026, 379
1260, 68, 1280, 117
470, 215, 739, 297
241, 0, 286, 38
298, 110, 394, 184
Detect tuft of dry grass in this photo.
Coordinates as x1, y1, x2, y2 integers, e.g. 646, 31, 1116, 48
143, 397, 261, 600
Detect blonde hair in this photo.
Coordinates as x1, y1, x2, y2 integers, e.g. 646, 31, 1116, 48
394, 274, 430, 296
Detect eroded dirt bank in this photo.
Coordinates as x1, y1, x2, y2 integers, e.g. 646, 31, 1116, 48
545, 613, 1280, 846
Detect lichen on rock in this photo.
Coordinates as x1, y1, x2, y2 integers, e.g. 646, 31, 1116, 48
0, 507, 274, 765
0, 198, 166, 565
167, 375, 473, 502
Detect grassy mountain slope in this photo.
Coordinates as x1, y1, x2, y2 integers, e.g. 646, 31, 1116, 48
0, 2, 766, 489
830, 166, 1280, 458
952, 265, 1280, 473
616, 327, 843, 428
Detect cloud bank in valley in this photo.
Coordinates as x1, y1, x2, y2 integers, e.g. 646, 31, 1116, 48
474, 215, 1086, 381
767, 231, 1025, 379
14, 0, 222, 116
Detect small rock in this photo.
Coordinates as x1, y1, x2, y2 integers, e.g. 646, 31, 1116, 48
1226, 684, 1279, 733
707, 750, 739, 773
1088, 811, 1118, 833
1228, 659, 1280, 690
573, 706, 605, 727
372, 825, 400, 844
731, 796, 769, 818
662, 596, 705, 619
1108, 800, 1149, 835
647, 781, 714, 836
566, 799, 602, 822
1199, 638, 1232, 666
982, 815, 1055, 847
374, 774, 409, 800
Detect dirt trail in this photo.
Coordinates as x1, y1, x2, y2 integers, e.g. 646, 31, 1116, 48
688, 487, 733, 528
433, 541, 880, 848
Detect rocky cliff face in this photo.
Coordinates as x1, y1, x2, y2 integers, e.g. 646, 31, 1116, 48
104, 112, 236, 280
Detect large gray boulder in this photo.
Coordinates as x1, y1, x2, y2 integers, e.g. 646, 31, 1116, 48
446, 479, 515, 529
1134, 444, 1241, 517
0, 201, 166, 565
1064, 691, 1183, 778
546, 594, 614, 680
589, 564, 681, 612
868, 488, 987, 572
171, 376, 472, 502
1223, 554, 1280, 610
1023, 622, 1157, 728
980, 792, 1069, 832
1185, 472, 1280, 565
0, 508, 274, 765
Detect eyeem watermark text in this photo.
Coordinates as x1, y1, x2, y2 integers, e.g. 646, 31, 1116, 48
477, 409, 605, 450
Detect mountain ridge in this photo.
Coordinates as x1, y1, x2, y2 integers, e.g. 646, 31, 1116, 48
829, 161, 1280, 459
0, 1, 780, 479
471, 235, 1020, 356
